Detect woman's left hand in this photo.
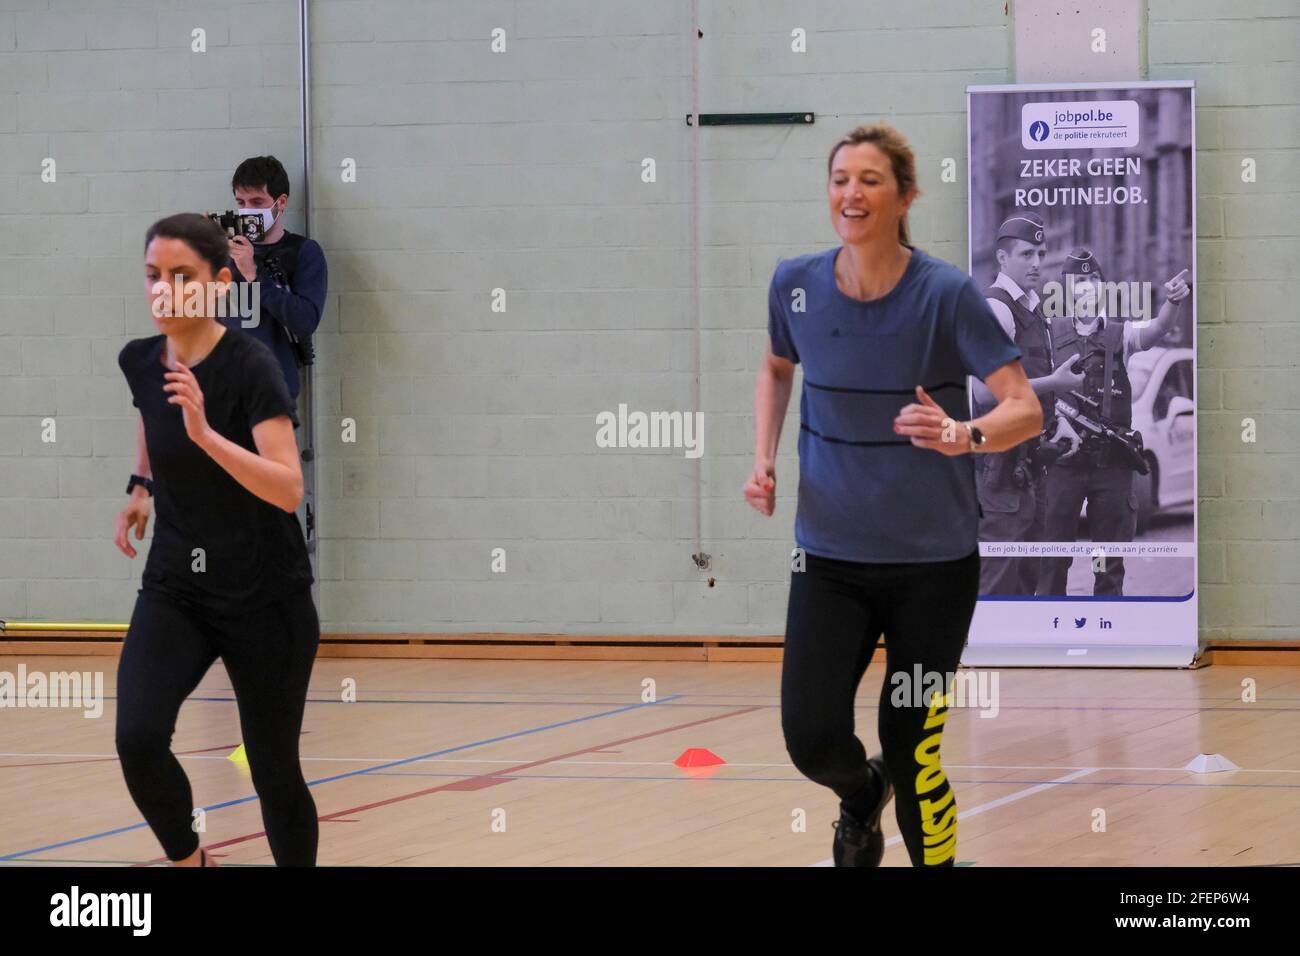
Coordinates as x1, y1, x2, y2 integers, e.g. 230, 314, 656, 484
895, 385, 971, 456
164, 361, 215, 448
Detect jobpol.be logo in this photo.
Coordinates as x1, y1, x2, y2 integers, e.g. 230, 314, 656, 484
1022, 100, 1139, 150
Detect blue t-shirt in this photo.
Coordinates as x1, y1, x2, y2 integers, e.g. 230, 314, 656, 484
767, 246, 1022, 563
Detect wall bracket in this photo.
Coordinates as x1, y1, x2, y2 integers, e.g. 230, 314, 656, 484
685, 111, 815, 126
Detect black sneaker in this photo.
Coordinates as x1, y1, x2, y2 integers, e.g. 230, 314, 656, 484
831, 756, 893, 867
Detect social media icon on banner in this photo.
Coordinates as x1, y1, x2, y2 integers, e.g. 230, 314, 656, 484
1074, 617, 1087, 629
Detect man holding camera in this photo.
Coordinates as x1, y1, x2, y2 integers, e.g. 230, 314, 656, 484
223, 155, 327, 409
1037, 248, 1191, 596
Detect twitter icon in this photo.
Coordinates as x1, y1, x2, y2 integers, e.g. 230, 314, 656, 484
1074, 617, 1087, 629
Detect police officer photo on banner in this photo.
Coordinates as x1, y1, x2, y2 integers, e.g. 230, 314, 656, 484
965, 82, 1198, 666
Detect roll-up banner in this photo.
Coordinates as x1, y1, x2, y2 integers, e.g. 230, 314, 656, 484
964, 81, 1198, 667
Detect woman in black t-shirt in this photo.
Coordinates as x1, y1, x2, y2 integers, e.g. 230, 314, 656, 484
113, 213, 319, 867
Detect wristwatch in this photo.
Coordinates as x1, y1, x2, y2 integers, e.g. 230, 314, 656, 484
126, 474, 154, 496
963, 422, 986, 451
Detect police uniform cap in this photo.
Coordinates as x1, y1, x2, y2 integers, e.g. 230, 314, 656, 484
996, 213, 1046, 245
1062, 246, 1103, 279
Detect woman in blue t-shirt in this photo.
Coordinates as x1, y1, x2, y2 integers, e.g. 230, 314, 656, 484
744, 124, 1042, 866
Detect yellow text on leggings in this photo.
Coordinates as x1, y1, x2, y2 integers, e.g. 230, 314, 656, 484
914, 691, 957, 865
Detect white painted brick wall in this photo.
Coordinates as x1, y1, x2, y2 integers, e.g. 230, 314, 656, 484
1, 1, 1295, 641
0, 0, 301, 622
1147, 1, 1300, 640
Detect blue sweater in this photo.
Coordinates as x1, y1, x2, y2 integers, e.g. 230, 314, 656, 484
225, 232, 327, 400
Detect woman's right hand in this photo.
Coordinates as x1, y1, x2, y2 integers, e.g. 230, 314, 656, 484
115, 495, 151, 558
744, 462, 777, 516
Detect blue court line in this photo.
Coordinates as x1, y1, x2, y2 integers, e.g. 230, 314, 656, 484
214, 686, 697, 696
69, 694, 731, 709
198, 697, 707, 707
0, 693, 683, 862
197, 696, 705, 707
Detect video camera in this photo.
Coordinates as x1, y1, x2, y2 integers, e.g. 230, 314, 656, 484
206, 210, 266, 243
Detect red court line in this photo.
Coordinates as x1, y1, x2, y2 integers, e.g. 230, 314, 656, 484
199, 704, 765, 857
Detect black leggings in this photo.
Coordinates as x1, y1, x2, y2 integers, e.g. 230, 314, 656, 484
115, 586, 320, 866
781, 549, 980, 867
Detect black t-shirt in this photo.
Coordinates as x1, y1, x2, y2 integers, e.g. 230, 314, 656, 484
118, 328, 314, 616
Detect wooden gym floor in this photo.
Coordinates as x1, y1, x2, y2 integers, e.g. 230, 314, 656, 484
1, 655, 1296, 866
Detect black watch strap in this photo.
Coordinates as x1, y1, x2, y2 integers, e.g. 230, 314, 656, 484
126, 474, 153, 496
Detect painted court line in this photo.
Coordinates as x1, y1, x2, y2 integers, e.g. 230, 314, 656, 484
0, 694, 685, 862
183, 685, 1300, 705
322, 704, 767, 816
8, 753, 1300, 775
7, 752, 1299, 775
355, 769, 1296, 790
197, 704, 766, 857
25, 694, 729, 709
17, 689, 1298, 715
364, 770, 1300, 791
811, 767, 1097, 866
17, 673, 1300, 708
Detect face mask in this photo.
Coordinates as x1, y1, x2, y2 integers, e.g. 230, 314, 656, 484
236, 203, 278, 234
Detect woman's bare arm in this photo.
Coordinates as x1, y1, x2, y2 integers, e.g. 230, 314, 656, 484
969, 360, 1043, 453
754, 342, 796, 469
133, 413, 151, 485
744, 342, 797, 516
197, 416, 303, 513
